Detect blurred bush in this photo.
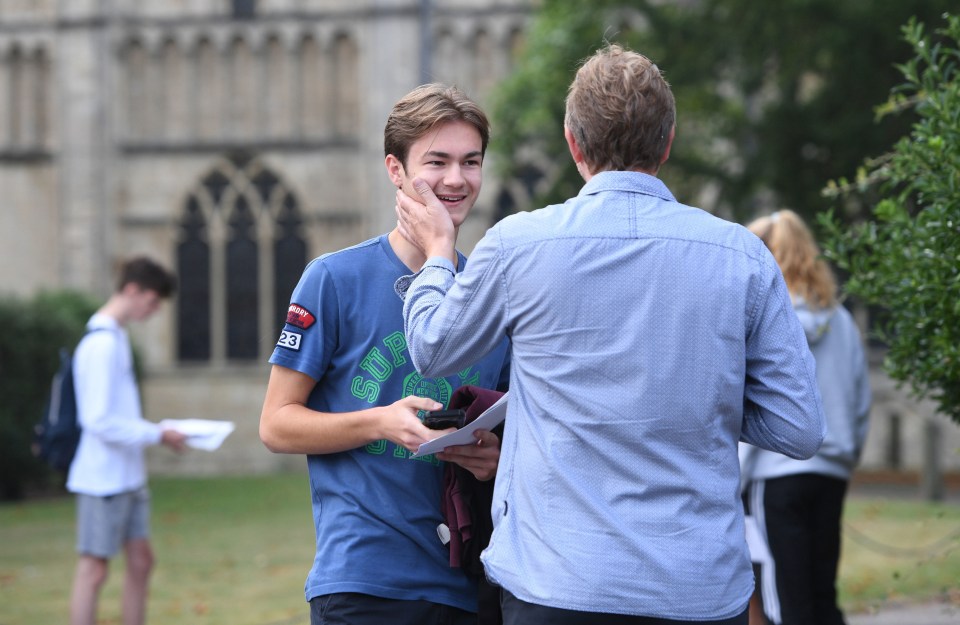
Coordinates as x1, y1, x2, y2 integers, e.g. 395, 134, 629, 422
0, 290, 99, 500
821, 14, 960, 424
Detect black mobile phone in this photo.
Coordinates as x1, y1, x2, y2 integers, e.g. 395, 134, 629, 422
423, 408, 466, 430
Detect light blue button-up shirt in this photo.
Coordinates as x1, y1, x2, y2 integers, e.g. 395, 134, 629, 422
401, 171, 825, 620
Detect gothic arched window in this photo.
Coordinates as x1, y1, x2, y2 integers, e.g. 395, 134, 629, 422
331, 33, 359, 139
122, 39, 150, 141
177, 154, 306, 363
1, 44, 51, 151
298, 34, 330, 139
470, 30, 496, 102
6, 45, 23, 147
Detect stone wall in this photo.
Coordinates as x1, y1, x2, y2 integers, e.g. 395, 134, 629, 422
859, 355, 960, 473
0, 0, 531, 298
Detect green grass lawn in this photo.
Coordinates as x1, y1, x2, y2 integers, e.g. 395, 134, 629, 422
839, 494, 960, 612
1, 475, 957, 624
0, 474, 315, 625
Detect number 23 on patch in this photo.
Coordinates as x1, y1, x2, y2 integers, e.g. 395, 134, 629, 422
277, 330, 302, 351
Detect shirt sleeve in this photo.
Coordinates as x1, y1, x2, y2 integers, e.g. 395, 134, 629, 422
269, 258, 337, 380
403, 231, 510, 378
852, 324, 872, 462
740, 256, 826, 459
74, 332, 163, 447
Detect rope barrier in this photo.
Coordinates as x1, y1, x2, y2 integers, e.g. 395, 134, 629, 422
843, 520, 960, 558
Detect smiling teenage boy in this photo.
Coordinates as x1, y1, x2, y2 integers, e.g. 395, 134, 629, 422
259, 84, 510, 625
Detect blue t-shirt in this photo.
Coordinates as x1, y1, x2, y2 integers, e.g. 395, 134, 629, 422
269, 234, 510, 611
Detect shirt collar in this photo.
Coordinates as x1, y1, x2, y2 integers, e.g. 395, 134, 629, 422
578, 170, 677, 203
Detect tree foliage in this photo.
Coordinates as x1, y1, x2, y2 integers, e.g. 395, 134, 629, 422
820, 14, 960, 423
491, 0, 955, 224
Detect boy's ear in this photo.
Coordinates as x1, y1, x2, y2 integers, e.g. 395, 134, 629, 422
385, 154, 404, 188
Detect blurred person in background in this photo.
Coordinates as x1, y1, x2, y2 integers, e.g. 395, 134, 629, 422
741, 209, 871, 625
68, 256, 187, 625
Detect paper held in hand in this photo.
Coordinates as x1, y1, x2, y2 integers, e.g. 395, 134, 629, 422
159, 419, 236, 451
411, 392, 508, 458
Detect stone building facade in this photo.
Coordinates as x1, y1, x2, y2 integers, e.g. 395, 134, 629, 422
0, 0, 533, 474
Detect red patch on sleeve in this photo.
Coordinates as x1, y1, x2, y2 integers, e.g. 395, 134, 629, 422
286, 304, 316, 329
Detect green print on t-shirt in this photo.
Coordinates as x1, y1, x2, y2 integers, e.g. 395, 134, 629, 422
357, 331, 480, 461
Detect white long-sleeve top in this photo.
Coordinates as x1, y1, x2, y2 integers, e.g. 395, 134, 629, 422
66, 313, 162, 496
740, 299, 871, 484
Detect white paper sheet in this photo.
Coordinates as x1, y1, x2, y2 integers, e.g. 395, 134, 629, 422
411, 392, 509, 458
159, 419, 236, 451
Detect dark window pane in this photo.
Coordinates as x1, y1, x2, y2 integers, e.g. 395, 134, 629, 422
204, 170, 230, 206
177, 197, 211, 361
274, 193, 306, 333
232, 0, 256, 19
252, 169, 279, 206
518, 163, 544, 197
494, 187, 515, 223
226, 196, 259, 360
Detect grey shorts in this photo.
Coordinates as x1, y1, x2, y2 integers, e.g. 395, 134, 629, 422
76, 487, 151, 558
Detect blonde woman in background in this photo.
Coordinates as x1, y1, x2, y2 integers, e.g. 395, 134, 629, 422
740, 209, 872, 625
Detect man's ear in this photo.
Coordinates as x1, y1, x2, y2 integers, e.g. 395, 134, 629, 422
659, 125, 676, 166
385, 154, 404, 188
564, 126, 584, 166
565, 125, 593, 180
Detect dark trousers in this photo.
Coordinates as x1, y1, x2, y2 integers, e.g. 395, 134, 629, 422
310, 592, 475, 625
762, 474, 848, 625
501, 589, 748, 625
478, 576, 503, 625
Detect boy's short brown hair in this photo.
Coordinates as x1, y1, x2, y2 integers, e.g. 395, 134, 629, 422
117, 256, 177, 298
384, 83, 490, 167
565, 44, 676, 174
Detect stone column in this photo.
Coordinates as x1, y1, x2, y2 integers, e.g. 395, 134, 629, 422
55, 0, 115, 295
921, 416, 944, 502
364, 0, 422, 237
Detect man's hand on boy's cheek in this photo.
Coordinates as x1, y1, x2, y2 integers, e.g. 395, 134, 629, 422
395, 179, 455, 258
437, 429, 500, 482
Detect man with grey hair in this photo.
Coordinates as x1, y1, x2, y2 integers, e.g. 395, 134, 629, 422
395, 44, 825, 624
